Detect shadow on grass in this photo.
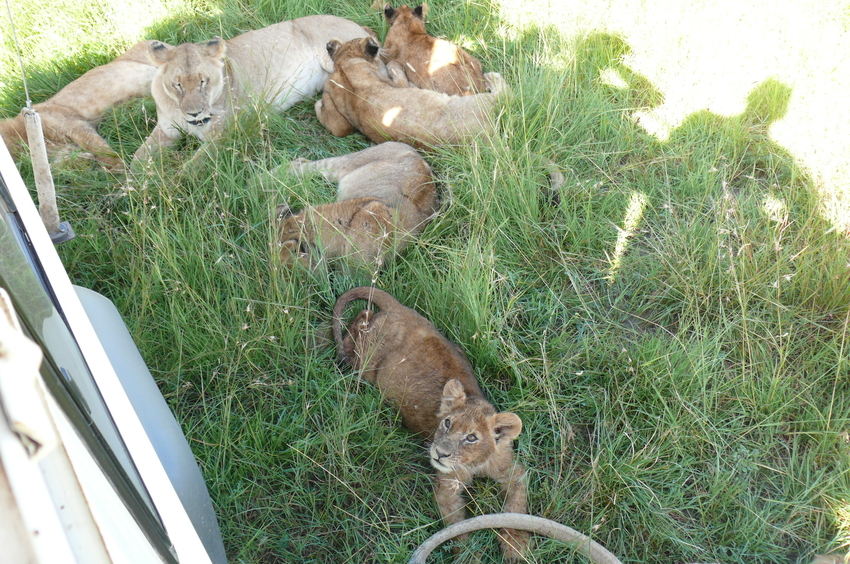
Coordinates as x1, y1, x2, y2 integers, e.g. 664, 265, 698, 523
531, 31, 850, 564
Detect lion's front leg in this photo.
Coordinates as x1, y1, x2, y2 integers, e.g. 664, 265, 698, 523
435, 473, 468, 526
435, 473, 472, 553
315, 95, 354, 137
131, 123, 180, 169
497, 463, 530, 561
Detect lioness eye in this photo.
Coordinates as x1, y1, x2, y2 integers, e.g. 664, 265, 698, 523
443, 418, 451, 430
465, 434, 478, 443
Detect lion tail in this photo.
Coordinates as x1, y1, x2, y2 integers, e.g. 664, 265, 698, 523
332, 286, 399, 359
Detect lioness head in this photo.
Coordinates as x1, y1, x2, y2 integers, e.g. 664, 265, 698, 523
383, 4, 429, 32
148, 38, 227, 127
430, 379, 522, 474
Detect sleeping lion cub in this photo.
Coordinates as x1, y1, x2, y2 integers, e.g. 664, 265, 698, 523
333, 286, 529, 560
382, 4, 486, 96
276, 142, 436, 268
316, 37, 506, 148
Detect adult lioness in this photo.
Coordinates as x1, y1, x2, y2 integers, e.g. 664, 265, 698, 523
0, 41, 159, 171
276, 142, 436, 268
131, 15, 372, 167
333, 286, 529, 560
316, 37, 506, 148
382, 4, 486, 96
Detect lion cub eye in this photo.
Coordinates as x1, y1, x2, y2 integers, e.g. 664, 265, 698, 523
464, 434, 478, 443
200, 78, 208, 87
172, 81, 182, 91
443, 418, 451, 430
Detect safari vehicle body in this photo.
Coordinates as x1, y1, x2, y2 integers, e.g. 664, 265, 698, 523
0, 140, 226, 563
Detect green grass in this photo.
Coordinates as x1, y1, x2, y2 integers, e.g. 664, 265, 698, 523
3, 0, 850, 562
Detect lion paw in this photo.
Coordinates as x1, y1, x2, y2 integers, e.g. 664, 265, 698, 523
499, 528, 530, 562
449, 532, 470, 556
289, 157, 311, 175
484, 72, 508, 95
385, 61, 410, 87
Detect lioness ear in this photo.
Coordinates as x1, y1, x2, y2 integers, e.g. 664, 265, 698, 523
383, 4, 395, 20
148, 41, 174, 65
364, 38, 380, 59
326, 39, 342, 58
492, 412, 522, 443
439, 379, 466, 413
414, 3, 429, 19
202, 37, 226, 59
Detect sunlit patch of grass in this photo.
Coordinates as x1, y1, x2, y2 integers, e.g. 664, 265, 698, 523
495, 0, 850, 234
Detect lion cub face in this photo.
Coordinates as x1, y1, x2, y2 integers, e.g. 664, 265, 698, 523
430, 380, 522, 474
148, 38, 227, 128
276, 204, 313, 267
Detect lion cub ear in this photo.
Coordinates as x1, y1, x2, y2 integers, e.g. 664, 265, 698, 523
492, 412, 522, 443
413, 3, 429, 19
276, 203, 294, 221
440, 379, 466, 413
326, 40, 342, 58
383, 4, 396, 20
364, 38, 381, 59
202, 37, 226, 59
148, 41, 175, 65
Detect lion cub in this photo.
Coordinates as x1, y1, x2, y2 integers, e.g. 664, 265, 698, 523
276, 142, 436, 268
333, 286, 530, 560
316, 37, 506, 148
0, 41, 159, 171
382, 4, 486, 96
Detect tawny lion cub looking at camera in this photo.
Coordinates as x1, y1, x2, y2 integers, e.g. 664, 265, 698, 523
382, 4, 486, 96
276, 142, 436, 268
316, 37, 506, 148
333, 286, 529, 560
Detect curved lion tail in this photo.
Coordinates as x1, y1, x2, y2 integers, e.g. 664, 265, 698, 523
332, 286, 399, 360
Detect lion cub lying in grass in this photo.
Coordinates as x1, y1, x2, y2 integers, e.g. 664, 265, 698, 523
382, 4, 486, 96
316, 37, 506, 148
276, 142, 436, 268
0, 41, 159, 171
333, 286, 530, 560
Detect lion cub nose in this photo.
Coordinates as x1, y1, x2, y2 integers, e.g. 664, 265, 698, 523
434, 448, 450, 460
187, 111, 201, 117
